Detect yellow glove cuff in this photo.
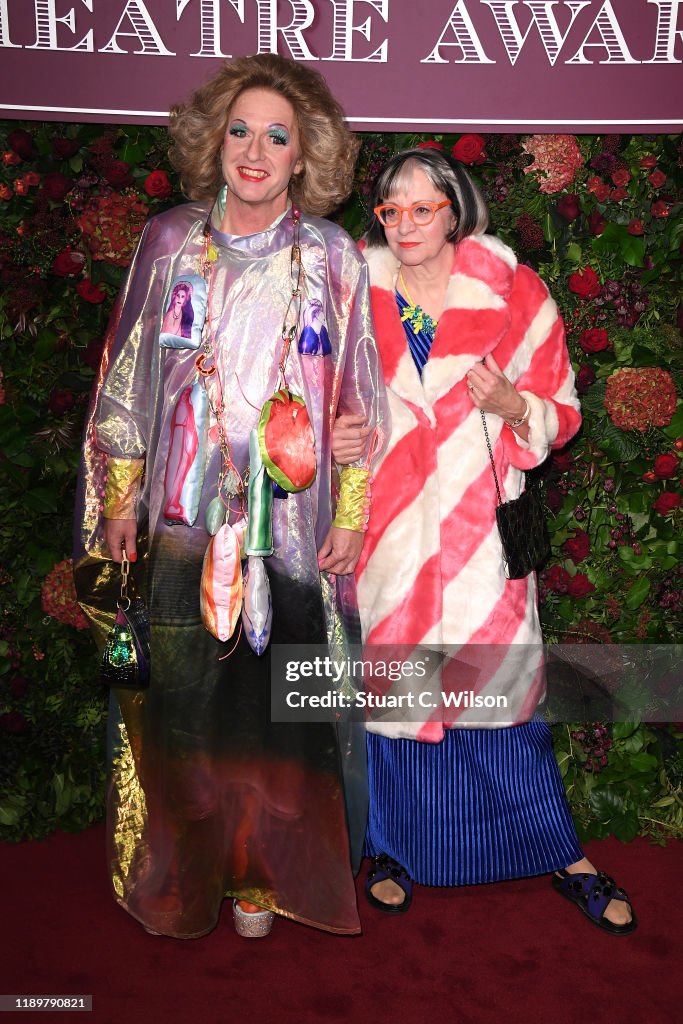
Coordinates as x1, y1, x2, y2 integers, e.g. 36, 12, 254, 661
333, 467, 371, 532
103, 456, 144, 519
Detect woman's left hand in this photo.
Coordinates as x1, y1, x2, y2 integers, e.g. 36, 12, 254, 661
317, 527, 364, 575
466, 353, 527, 423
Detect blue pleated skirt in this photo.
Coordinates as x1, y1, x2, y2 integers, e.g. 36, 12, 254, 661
364, 720, 583, 886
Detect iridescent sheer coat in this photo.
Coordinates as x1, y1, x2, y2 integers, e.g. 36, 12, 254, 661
74, 199, 387, 937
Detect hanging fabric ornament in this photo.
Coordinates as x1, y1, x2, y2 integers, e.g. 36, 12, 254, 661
200, 522, 243, 641
162, 377, 209, 526
205, 494, 227, 536
257, 389, 316, 493
246, 428, 274, 556
242, 556, 273, 656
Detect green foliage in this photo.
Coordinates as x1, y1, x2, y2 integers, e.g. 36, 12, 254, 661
1, 122, 681, 843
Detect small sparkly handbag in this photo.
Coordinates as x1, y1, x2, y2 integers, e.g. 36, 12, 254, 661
481, 411, 551, 580
100, 551, 151, 689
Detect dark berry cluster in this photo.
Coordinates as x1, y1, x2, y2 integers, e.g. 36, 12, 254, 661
570, 723, 613, 772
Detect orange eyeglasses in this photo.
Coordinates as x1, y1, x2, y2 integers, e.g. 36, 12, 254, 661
373, 200, 452, 227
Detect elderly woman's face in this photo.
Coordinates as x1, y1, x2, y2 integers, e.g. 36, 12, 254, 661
221, 87, 303, 224
382, 166, 456, 272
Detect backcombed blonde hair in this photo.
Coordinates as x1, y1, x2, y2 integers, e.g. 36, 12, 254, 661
168, 54, 360, 217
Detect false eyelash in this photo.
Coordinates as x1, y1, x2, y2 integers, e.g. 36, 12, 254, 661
269, 128, 289, 145
229, 125, 247, 137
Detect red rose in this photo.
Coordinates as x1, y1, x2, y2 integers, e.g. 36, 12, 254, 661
8, 128, 36, 160
144, 169, 172, 198
557, 194, 580, 221
567, 573, 596, 598
648, 169, 666, 189
10, 675, 29, 699
3, 150, 21, 166
609, 187, 627, 202
0, 184, 12, 201
651, 200, 669, 218
52, 248, 85, 277
611, 168, 630, 187
103, 159, 132, 187
82, 337, 105, 370
569, 267, 601, 300
51, 136, 80, 159
653, 453, 679, 479
653, 492, 681, 515
639, 155, 657, 168
563, 529, 591, 564
48, 388, 75, 415
24, 171, 40, 187
546, 486, 564, 515
588, 210, 606, 235
576, 363, 596, 394
42, 172, 73, 202
543, 564, 571, 594
0, 711, 28, 734
587, 177, 611, 203
76, 279, 107, 304
579, 328, 609, 353
417, 140, 444, 150
552, 450, 574, 473
627, 218, 644, 236
452, 134, 486, 165
675, 437, 683, 451
642, 471, 658, 483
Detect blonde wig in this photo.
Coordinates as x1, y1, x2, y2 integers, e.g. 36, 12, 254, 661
169, 54, 360, 217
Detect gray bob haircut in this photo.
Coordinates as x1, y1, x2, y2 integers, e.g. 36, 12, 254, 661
365, 147, 489, 247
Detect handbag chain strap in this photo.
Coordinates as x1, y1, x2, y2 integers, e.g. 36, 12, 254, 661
480, 410, 503, 507
119, 547, 132, 611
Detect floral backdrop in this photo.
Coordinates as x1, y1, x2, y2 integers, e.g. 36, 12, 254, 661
0, 122, 680, 845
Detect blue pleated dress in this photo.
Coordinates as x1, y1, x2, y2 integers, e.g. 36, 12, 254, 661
364, 294, 583, 885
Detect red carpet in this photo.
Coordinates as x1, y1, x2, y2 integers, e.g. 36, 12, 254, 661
0, 824, 678, 1024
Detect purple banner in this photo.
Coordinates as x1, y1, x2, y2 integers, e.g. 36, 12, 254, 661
0, 1, 682, 131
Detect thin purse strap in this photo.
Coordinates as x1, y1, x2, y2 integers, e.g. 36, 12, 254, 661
480, 410, 503, 507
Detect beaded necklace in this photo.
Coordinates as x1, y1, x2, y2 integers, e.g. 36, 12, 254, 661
397, 268, 438, 337
193, 200, 305, 520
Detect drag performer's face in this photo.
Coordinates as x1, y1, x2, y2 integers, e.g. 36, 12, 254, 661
221, 88, 304, 230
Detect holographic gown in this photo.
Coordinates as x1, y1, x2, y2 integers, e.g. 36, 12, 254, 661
74, 199, 386, 937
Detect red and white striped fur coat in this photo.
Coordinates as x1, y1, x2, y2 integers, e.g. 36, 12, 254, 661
356, 233, 581, 740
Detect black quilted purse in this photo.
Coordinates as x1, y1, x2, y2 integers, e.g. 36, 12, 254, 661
481, 411, 551, 579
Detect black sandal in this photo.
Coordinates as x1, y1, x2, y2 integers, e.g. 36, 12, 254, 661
552, 869, 637, 936
365, 854, 413, 915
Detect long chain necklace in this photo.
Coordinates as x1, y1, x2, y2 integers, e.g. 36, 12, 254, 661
193, 205, 305, 519
398, 268, 438, 337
